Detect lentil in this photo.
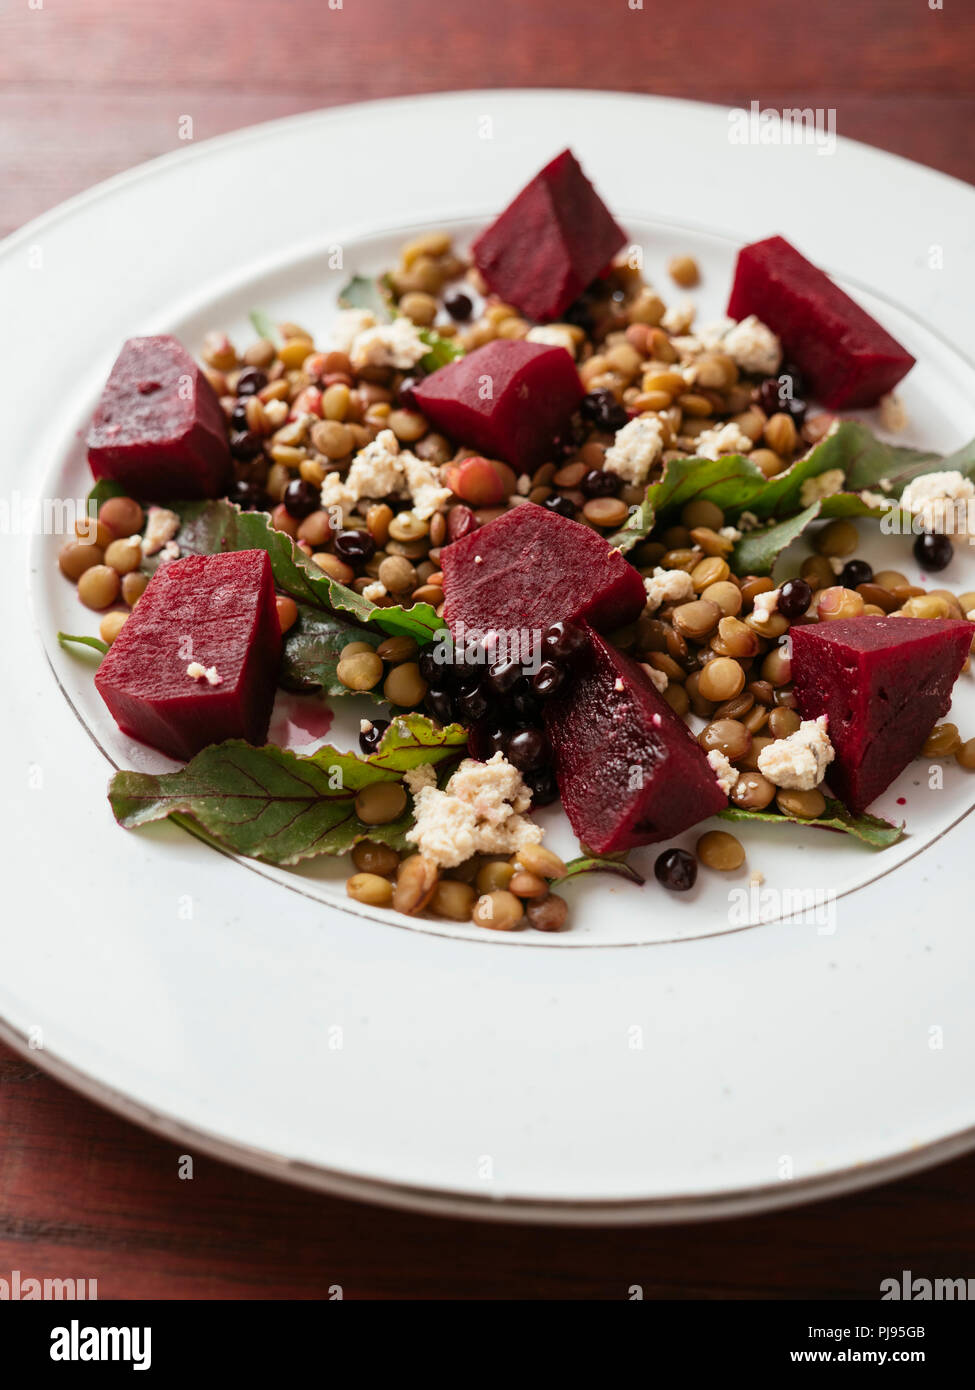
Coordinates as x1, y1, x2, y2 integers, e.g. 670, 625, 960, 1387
697, 830, 745, 871
337, 650, 384, 691
509, 870, 549, 900
668, 254, 700, 287
275, 595, 298, 634
777, 788, 827, 819
99, 496, 144, 537
527, 894, 569, 932
346, 873, 394, 907
698, 657, 745, 702
354, 781, 408, 825
383, 661, 427, 707
922, 723, 961, 758
471, 890, 525, 931
312, 553, 354, 583
393, 854, 440, 915
352, 840, 400, 877
430, 880, 477, 921
814, 519, 859, 557
59, 540, 104, 581
121, 570, 148, 607
699, 718, 751, 761
77, 564, 120, 610
731, 771, 777, 809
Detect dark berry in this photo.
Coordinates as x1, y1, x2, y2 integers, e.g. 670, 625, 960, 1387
358, 718, 390, 755
532, 660, 565, 699
333, 528, 376, 563
229, 429, 263, 461
510, 679, 540, 721
541, 495, 577, 520
456, 681, 490, 722
228, 479, 269, 511
914, 532, 953, 572
757, 375, 806, 424
505, 727, 550, 773
654, 848, 697, 893
444, 290, 473, 321
580, 388, 627, 433
487, 658, 522, 696
230, 401, 249, 431
526, 768, 559, 807
580, 468, 619, 499
777, 578, 813, 620
236, 367, 268, 397
840, 559, 873, 589
425, 687, 455, 724
542, 620, 588, 664
418, 649, 441, 684
447, 505, 478, 542
563, 295, 596, 335
283, 478, 319, 519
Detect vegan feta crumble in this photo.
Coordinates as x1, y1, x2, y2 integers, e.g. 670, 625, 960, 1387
141, 506, 180, 557
186, 662, 222, 686
799, 469, 846, 507
757, 716, 835, 791
644, 565, 695, 613
406, 752, 542, 869
321, 428, 450, 521
362, 581, 387, 604
350, 316, 428, 371
707, 749, 740, 796
604, 414, 666, 486
722, 315, 782, 376
694, 422, 754, 460
899, 470, 975, 535
525, 324, 579, 357
752, 588, 780, 621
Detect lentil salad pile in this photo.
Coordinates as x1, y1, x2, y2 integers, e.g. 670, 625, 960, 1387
60, 218, 975, 932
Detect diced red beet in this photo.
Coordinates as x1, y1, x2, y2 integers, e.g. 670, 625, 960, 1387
413, 340, 584, 472
95, 550, 281, 761
726, 235, 915, 409
88, 336, 233, 499
441, 502, 645, 638
471, 150, 626, 322
544, 629, 727, 854
791, 616, 973, 812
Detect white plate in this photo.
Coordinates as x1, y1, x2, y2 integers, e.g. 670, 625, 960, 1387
3, 92, 975, 1222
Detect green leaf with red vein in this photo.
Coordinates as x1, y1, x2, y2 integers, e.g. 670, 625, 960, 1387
108, 715, 468, 866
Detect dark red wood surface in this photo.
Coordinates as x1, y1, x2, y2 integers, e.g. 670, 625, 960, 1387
2, 0, 974, 1299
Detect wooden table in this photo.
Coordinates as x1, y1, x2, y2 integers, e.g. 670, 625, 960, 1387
2, 0, 973, 1299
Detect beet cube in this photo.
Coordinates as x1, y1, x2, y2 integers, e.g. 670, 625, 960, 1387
726, 235, 915, 409
413, 340, 584, 472
441, 502, 646, 638
471, 149, 626, 322
791, 616, 973, 812
544, 629, 727, 854
88, 335, 233, 499
95, 550, 281, 761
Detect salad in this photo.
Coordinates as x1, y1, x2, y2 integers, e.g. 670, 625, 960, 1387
56, 149, 975, 931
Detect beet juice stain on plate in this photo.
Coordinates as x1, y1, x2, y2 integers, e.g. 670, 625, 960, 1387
266, 694, 335, 752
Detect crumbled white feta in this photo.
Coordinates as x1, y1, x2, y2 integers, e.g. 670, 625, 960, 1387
694, 422, 754, 460
828, 556, 845, 575
752, 588, 780, 620
723, 315, 782, 376
879, 393, 908, 433
643, 664, 669, 694
604, 414, 666, 486
324, 308, 377, 356
516, 473, 531, 496
719, 525, 742, 542
757, 715, 835, 791
362, 581, 387, 604
614, 677, 625, 692
738, 511, 760, 532
263, 398, 289, 428
404, 764, 437, 797
322, 428, 449, 521
899, 470, 974, 535
141, 506, 180, 557
402, 454, 452, 520
360, 719, 374, 734
158, 540, 181, 562
662, 300, 696, 334
859, 489, 890, 511
750, 870, 765, 887
644, 565, 695, 613
406, 752, 541, 868
473, 554, 484, 564
670, 335, 704, 364
697, 317, 735, 349
967, 609, 975, 622
799, 469, 846, 507
351, 316, 428, 371
707, 749, 739, 796
525, 324, 578, 357
186, 662, 222, 686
